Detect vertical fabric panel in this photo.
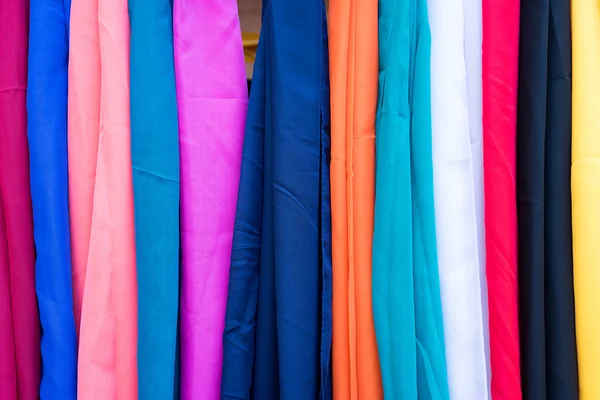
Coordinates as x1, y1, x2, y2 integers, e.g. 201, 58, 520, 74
173, 0, 247, 398
482, 0, 522, 397
27, 0, 77, 398
129, 0, 180, 398
0, 0, 41, 398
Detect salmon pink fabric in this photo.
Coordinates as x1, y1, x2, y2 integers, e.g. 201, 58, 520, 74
482, 0, 522, 397
173, 0, 247, 398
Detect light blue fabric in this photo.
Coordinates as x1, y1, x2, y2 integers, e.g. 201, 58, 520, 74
372, 0, 450, 398
129, 0, 180, 398
26, 0, 77, 398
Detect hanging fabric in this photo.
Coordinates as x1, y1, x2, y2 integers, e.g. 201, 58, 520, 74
372, 0, 450, 397
517, 0, 578, 397
0, 0, 41, 398
220, 0, 332, 397
130, 0, 180, 399
428, 0, 489, 397
173, 1, 247, 398
572, 1, 600, 399
27, 0, 78, 398
328, 0, 382, 397
76, 0, 138, 397
482, 0, 522, 397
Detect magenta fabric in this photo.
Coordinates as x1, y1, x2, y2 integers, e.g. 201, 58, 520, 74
173, 0, 248, 398
0, 0, 42, 399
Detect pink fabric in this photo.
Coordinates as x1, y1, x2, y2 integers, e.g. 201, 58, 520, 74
173, 0, 248, 398
71, 0, 138, 397
482, 0, 522, 398
0, 0, 41, 398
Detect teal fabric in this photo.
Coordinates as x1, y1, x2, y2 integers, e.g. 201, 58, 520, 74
372, 0, 450, 398
129, 0, 180, 399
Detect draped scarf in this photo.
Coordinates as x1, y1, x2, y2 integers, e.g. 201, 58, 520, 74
372, 0, 449, 397
27, 0, 77, 398
428, 0, 489, 397
328, 0, 382, 397
0, 0, 41, 398
220, 0, 332, 398
482, 0, 522, 397
516, 0, 578, 397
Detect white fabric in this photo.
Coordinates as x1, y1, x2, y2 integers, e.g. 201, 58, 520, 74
428, 0, 490, 398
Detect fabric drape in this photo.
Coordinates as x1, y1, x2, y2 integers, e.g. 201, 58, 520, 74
428, 0, 489, 397
372, 0, 450, 398
130, 0, 180, 399
0, 0, 41, 399
482, 0, 522, 397
220, 0, 332, 397
173, 1, 247, 398
76, 0, 138, 397
572, 1, 600, 399
517, 0, 578, 397
328, 0, 382, 397
27, 0, 77, 398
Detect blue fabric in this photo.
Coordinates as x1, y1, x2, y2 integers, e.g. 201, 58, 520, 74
129, 0, 180, 399
26, 0, 77, 398
220, 0, 332, 398
372, 0, 450, 398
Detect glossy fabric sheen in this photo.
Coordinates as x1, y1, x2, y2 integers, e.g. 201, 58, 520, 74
428, 0, 489, 397
130, 0, 180, 399
372, 0, 450, 398
572, 2, 600, 399
0, 0, 42, 398
220, 0, 332, 397
517, 0, 578, 397
328, 0, 383, 397
482, 0, 522, 397
75, 0, 138, 396
173, 1, 247, 398
27, 0, 78, 398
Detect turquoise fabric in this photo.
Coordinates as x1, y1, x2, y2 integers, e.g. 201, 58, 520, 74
372, 0, 450, 398
129, 0, 180, 399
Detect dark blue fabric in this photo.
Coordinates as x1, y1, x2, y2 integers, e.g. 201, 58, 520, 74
221, 0, 332, 398
26, 0, 77, 398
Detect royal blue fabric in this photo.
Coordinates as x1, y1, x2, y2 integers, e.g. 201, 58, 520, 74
220, 0, 332, 398
129, 0, 181, 399
26, 0, 77, 398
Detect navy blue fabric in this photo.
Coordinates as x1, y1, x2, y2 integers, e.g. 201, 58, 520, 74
221, 0, 332, 398
26, 0, 77, 398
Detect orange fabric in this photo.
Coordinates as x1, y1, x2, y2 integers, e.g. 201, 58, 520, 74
328, 0, 382, 398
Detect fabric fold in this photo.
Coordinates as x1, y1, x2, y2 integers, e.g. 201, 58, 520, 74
482, 0, 522, 397
372, 0, 450, 397
130, 0, 180, 398
27, 0, 78, 398
328, 0, 382, 397
0, 0, 41, 398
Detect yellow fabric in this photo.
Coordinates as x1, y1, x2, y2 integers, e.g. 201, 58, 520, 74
242, 32, 258, 64
571, 3, 600, 399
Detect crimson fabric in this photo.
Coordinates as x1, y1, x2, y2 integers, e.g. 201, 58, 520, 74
482, 0, 522, 397
0, 0, 42, 399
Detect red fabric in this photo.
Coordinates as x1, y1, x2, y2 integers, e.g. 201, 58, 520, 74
482, 0, 522, 398
0, 0, 41, 399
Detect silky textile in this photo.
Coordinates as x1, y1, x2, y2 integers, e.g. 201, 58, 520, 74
328, 0, 382, 397
572, 1, 600, 398
130, 0, 180, 399
173, 1, 247, 398
482, 0, 522, 397
27, 0, 77, 398
0, 0, 41, 398
220, 0, 332, 397
517, 0, 578, 397
428, 0, 489, 397
76, 0, 138, 396
372, 0, 450, 397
